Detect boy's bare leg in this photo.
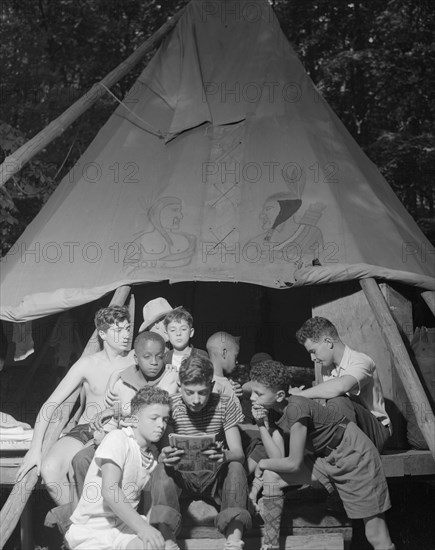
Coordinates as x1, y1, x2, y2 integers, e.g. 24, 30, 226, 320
41, 437, 84, 505
363, 514, 395, 550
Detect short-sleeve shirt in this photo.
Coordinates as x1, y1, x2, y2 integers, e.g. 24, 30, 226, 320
276, 395, 348, 456
169, 392, 244, 446
70, 427, 157, 525
322, 346, 390, 427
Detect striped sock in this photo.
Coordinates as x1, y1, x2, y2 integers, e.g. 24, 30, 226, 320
261, 495, 284, 548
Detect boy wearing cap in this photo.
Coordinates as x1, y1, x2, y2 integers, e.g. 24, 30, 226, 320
139, 297, 174, 342
250, 360, 395, 550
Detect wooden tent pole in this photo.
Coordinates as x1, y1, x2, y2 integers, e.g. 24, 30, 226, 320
421, 290, 435, 317
0, 8, 185, 189
0, 286, 131, 550
360, 278, 435, 458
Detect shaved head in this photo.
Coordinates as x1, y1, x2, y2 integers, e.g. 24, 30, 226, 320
206, 332, 240, 356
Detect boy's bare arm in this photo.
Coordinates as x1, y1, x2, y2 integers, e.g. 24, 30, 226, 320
16, 356, 88, 481
258, 421, 307, 474
289, 375, 358, 399
101, 461, 165, 549
222, 425, 245, 463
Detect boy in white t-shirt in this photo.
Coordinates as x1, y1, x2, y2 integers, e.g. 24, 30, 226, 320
65, 386, 170, 550
293, 316, 391, 452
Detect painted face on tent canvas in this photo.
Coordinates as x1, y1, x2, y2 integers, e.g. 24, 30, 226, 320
160, 203, 183, 230
99, 320, 131, 352
303, 337, 334, 369
260, 200, 280, 230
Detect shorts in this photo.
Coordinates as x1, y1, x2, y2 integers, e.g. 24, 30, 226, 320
64, 423, 94, 445
311, 422, 391, 519
65, 516, 146, 550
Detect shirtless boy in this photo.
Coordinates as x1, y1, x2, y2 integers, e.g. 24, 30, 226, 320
16, 306, 132, 506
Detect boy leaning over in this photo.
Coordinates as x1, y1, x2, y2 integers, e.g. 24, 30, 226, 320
250, 360, 395, 550
65, 386, 170, 550
149, 353, 251, 550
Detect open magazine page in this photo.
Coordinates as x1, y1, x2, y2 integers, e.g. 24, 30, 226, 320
169, 433, 218, 472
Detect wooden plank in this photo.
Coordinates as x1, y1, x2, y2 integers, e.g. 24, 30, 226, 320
178, 534, 343, 550
360, 278, 435, 458
421, 290, 435, 316
382, 450, 435, 477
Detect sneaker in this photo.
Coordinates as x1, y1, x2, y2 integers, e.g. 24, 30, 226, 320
224, 540, 244, 550
165, 541, 180, 550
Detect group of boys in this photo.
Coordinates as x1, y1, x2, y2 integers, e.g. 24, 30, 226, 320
17, 300, 396, 550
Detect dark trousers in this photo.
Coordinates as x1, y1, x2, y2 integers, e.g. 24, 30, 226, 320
149, 461, 252, 536
71, 443, 96, 497
327, 395, 390, 452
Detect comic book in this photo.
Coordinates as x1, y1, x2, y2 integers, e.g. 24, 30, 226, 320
168, 432, 218, 472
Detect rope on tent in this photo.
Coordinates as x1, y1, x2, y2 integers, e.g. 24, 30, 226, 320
100, 83, 165, 139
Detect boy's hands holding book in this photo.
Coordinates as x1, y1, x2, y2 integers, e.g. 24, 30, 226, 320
159, 446, 185, 468
201, 441, 225, 464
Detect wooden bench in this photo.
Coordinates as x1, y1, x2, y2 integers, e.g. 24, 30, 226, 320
382, 449, 435, 477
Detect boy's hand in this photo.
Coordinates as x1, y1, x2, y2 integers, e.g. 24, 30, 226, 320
288, 385, 305, 395
229, 379, 243, 398
201, 442, 224, 463
138, 523, 165, 550
251, 404, 269, 429
16, 448, 41, 482
159, 445, 184, 467
89, 408, 114, 432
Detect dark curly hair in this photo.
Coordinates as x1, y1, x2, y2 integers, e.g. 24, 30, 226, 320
95, 305, 130, 332
296, 317, 339, 345
250, 360, 292, 392
130, 386, 170, 415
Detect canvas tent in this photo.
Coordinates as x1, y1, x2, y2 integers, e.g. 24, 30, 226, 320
1, 0, 434, 324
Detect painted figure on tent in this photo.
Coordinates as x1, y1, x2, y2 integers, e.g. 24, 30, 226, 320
248, 192, 326, 264
124, 196, 196, 272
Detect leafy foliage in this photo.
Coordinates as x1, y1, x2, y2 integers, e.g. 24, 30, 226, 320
1, 0, 434, 256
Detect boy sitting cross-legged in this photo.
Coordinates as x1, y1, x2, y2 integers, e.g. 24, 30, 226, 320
65, 386, 170, 550
149, 353, 251, 550
250, 360, 395, 550
163, 307, 208, 370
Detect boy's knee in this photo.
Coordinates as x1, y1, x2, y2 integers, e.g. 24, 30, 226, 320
262, 470, 284, 497
41, 456, 64, 482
